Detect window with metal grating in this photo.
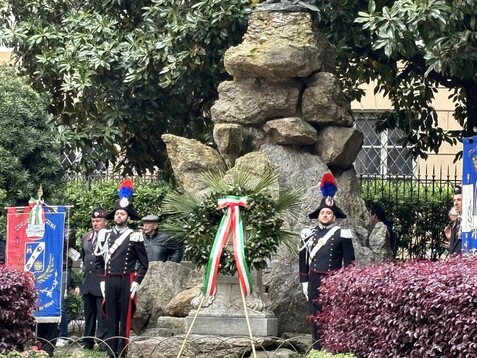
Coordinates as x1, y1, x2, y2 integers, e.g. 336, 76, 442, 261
354, 112, 416, 178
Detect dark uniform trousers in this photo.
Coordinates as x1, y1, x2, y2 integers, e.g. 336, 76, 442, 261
96, 228, 148, 358
82, 231, 107, 348
83, 293, 107, 347
299, 224, 355, 350
308, 272, 323, 350
105, 275, 135, 357
36, 322, 58, 356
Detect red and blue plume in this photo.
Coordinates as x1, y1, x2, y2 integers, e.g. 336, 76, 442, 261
319, 173, 337, 198
118, 178, 134, 199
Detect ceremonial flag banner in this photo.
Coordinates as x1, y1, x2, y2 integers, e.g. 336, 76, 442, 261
6, 205, 67, 322
462, 135, 477, 253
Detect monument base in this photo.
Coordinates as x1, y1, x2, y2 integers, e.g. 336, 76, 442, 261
185, 314, 278, 336
186, 273, 278, 336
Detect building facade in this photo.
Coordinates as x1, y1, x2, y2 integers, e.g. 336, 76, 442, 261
0, 45, 11, 63
351, 80, 462, 179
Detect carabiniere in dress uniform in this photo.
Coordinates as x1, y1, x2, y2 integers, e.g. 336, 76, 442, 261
299, 173, 355, 350
94, 179, 149, 358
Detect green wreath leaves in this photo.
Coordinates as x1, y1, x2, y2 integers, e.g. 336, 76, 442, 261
161, 167, 303, 276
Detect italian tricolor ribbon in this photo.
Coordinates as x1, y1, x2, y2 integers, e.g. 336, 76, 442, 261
28, 198, 45, 225
202, 195, 253, 297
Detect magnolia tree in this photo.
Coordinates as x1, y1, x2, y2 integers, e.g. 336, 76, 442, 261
1, 0, 475, 174
0, 66, 64, 215
0, 0, 252, 175
318, 0, 477, 158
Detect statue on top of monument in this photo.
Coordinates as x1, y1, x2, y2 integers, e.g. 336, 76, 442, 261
259, 0, 319, 12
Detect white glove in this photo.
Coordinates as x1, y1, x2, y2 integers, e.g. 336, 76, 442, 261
302, 282, 309, 301
130, 281, 139, 299
100, 281, 105, 297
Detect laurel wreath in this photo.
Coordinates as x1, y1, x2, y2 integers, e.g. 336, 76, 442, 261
161, 168, 302, 276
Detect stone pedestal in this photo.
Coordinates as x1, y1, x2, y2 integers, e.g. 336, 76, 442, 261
185, 274, 278, 336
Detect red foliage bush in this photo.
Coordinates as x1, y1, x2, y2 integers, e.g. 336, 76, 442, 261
0, 266, 38, 353
317, 255, 477, 357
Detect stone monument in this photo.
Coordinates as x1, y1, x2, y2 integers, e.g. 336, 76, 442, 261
162, 6, 374, 337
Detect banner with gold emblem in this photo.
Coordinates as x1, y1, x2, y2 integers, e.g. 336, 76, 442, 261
6, 203, 66, 322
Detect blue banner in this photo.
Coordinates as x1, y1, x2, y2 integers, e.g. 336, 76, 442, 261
462, 136, 477, 253
6, 205, 67, 323
35, 207, 66, 322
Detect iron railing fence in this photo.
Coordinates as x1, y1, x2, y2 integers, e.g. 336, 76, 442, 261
359, 166, 461, 261
64, 172, 165, 184
62, 164, 461, 261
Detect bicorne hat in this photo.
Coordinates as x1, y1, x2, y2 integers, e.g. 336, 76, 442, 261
308, 172, 347, 219
105, 179, 141, 221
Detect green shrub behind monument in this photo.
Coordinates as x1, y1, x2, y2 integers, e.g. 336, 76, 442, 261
362, 179, 453, 260
53, 178, 171, 242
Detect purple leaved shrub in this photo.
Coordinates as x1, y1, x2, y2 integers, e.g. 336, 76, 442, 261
0, 266, 38, 353
317, 255, 477, 357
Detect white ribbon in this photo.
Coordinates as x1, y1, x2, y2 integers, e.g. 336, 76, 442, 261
104, 229, 133, 267
308, 226, 340, 262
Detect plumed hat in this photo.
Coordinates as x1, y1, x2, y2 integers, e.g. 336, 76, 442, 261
91, 207, 107, 219
105, 179, 141, 221
308, 172, 347, 219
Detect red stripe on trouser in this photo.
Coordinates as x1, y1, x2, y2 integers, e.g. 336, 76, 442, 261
123, 273, 136, 353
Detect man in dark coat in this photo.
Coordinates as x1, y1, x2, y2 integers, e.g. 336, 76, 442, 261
95, 197, 149, 358
141, 214, 183, 263
80, 207, 108, 350
299, 177, 355, 350
449, 185, 462, 255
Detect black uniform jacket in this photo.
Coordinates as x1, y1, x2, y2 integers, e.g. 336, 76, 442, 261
299, 224, 355, 283
81, 231, 102, 296
96, 228, 149, 285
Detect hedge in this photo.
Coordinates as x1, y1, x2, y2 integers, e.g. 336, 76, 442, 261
0, 267, 37, 353
361, 179, 454, 260
51, 178, 171, 243
317, 255, 477, 357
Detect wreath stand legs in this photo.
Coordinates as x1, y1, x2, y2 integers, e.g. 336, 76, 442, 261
176, 289, 257, 358
240, 288, 258, 358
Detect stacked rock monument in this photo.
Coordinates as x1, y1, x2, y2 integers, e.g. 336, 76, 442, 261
131, 6, 378, 357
